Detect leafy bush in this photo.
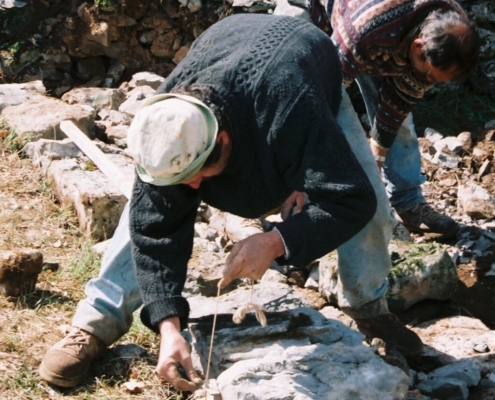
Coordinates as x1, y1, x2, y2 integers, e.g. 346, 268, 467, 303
414, 83, 495, 137
94, 0, 117, 10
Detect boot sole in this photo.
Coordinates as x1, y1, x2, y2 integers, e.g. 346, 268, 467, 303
401, 223, 459, 238
39, 361, 85, 388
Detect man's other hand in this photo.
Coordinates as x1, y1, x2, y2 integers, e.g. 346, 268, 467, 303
156, 317, 203, 392
370, 139, 388, 170
219, 231, 285, 288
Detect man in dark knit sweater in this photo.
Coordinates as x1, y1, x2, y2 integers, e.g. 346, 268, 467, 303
40, 14, 422, 391
275, 0, 480, 237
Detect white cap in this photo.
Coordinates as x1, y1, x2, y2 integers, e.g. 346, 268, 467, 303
127, 93, 218, 186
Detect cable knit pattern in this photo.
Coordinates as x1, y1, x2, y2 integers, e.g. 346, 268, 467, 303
129, 14, 376, 332
329, 0, 467, 148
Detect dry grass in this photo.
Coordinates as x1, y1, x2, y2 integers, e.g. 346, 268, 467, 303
0, 129, 192, 399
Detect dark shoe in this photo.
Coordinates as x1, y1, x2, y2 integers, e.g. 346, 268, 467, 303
397, 203, 459, 238
354, 313, 424, 357
39, 327, 106, 387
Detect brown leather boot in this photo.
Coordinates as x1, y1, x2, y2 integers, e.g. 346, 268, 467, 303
39, 327, 106, 387
397, 203, 459, 238
354, 313, 424, 357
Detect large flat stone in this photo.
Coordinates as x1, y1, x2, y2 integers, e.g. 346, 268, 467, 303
46, 155, 134, 240
189, 308, 409, 400
2, 96, 94, 140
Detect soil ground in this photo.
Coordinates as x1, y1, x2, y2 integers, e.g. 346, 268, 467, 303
0, 145, 188, 399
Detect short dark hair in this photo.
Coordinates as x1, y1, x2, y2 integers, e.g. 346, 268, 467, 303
172, 84, 227, 168
203, 141, 224, 168
419, 10, 480, 78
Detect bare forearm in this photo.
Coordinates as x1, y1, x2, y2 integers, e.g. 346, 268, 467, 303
158, 317, 181, 336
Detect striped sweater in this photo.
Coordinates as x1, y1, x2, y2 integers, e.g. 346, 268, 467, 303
326, 0, 467, 148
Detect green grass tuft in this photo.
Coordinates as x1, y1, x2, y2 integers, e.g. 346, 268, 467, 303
2, 131, 28, 153
61, 241, 102, 285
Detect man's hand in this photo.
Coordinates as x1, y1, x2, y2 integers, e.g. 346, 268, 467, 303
156, 317, 203, 392
370, 139, 388, 169
219, 230, 285, 288
280, 191, 306, 220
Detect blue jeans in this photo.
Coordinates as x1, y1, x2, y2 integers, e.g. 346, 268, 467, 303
356, 76, 426, 213
71, 88, 394, 344
73, 202, 142, 345
334, 87, 396, 319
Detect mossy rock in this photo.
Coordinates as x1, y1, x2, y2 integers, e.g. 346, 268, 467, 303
386, 243, 457, 312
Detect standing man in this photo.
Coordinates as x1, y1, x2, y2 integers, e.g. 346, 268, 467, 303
275, 0, 480, 237
39, 13, 421, 391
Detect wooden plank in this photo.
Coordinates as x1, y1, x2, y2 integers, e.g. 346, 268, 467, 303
60, 120, 134, 199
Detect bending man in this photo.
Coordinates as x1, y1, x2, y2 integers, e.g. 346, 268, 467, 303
39, 13, 421, 391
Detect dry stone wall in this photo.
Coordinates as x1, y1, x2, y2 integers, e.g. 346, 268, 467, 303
1, 0, 491, 100
0, 0, 275, 95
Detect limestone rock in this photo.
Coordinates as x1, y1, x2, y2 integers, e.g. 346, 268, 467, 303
458, 180, 495, 219
46, 156, 134, 240
387, 243, 458, 312
261, 268, 288, 284
433, 136, 466, 155
188, 308, 408, 400
417, 377, 469, 400
318, 252, 339, 306
217, 342, 409, 399
128, 72, 165, 90
1, 97, 94, 140
178, 0, 202, 12
118, 86, 156, 117
0, 250, 43, 297
432, 147, 462, 169
413, 316, 495, 367
187, 281, 313, 320
105, 124, 129, 147
424, 127, 443, 143
207, 211, 264, 243
98, 109, 132, 126
0, 81, 46, 112
427, 360, 482, 388
23, 138, 82, 168
184, 237, 228, 297
62, 87, 126, 112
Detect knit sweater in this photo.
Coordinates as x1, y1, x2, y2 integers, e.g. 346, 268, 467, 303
129, 14, 377, 332
328, 0, 467, 148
